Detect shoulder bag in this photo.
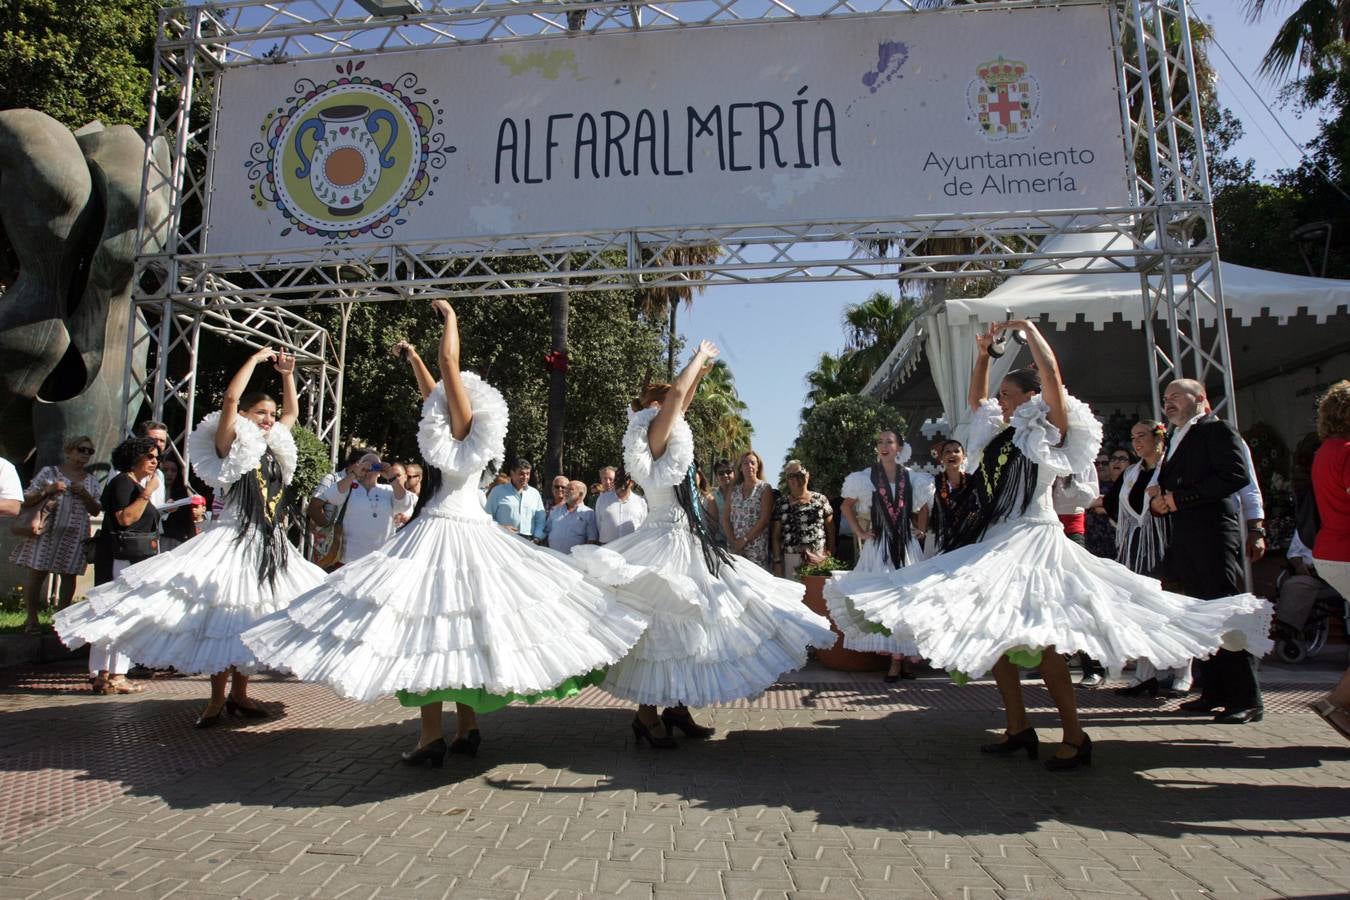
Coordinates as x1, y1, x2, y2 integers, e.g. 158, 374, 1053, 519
311, 489, 351, 570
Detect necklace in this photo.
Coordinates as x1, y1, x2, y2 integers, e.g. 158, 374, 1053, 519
364, 484, 381, 518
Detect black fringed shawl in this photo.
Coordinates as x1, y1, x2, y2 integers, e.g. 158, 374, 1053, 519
226, 448, 289, 587
934, 426, 1038, 553
674, 463, 734, 576
869, 463, 913, 569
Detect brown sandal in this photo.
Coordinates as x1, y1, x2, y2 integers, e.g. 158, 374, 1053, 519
1310, 698, 1350, 742
106, 676, 147, 694
90, 675, 111, 694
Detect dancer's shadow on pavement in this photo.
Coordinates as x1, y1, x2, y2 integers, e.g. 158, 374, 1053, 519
4, 698, 1343, 842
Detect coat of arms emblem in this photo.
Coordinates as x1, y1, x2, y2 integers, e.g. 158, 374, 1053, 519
967, 56, 1040, 141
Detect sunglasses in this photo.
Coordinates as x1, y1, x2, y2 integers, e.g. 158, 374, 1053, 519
1110, 455, 1131, 462
73, 446, 95, 454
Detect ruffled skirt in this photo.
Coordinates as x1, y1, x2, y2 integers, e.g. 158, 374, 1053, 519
53, 524, 325, 675
571, 523, 835, 706
240, 510, 649, 704
826, 536, 923, 656
828, 517, 1273, 679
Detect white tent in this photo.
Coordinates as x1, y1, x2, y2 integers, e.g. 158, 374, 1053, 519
867, 232, 1350, 450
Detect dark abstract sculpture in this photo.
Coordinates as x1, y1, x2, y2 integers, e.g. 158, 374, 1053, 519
0, 109, 171, 471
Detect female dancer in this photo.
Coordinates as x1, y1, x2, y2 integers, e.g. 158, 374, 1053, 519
55, 348, 327, 725
828, 320, 1270, 769
572, 342, 835, 747
242, 300, 647, 766
1112, 420, 1189, 698
826, 431, 933, 681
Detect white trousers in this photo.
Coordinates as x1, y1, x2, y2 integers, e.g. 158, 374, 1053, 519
89, 559, 133, 676
1132, 658, 1192, 691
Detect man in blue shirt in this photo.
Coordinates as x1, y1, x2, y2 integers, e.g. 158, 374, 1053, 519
485, 458, 545, 540
544, 480, 599, 554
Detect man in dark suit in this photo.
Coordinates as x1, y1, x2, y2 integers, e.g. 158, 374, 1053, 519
1150, 378, 1264, 723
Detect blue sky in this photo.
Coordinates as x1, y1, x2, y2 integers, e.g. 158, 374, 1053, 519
679, 1, 1325, 471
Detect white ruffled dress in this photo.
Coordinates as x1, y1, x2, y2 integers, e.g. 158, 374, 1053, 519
53, 414, 327, 675
571, 407, 835, 706
825, 467, 934, 655
827, 394, 1273, 680
240, 375, 649, 707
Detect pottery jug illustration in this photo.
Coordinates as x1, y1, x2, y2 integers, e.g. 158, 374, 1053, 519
293, 105, 398, 216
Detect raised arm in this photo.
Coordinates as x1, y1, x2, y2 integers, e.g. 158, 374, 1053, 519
432, 298, 472, 441
275, 350, 299, 427
969, 324, 995, 412
681, 358, 715, 414
650, 341, 718, 459
996, 319, 1066, 436
216, 347, 276, 458
393, 340, 436, 400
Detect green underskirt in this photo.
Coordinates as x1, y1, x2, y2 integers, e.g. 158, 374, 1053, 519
396, 668, 608, 712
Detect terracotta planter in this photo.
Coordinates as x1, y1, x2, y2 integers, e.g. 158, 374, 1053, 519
800, 574, 891, 672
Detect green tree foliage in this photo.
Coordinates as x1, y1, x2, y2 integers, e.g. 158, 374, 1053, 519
685, 359, 754, 467
0, 0, 160, 130
796, 291, 918, 426
790, 394, 906, 499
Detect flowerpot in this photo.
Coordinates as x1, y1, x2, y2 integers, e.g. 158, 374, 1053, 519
800, 574, 891, 672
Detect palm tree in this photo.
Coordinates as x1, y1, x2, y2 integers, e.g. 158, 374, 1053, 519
636, 244, 722, 380
1245, 0, 1350, 78
697, 360, 754, 460
840, 291, 923, 384
801, 352, 862, 420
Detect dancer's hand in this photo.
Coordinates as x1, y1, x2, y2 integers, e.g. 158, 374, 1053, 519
431, 298, 454, 320
249, 346, 277, 365
974, 323, 997, 352
993, 318, 1038, 338
272, 350, 295, 375
390, 340, 417, 361
694, 340, 719, 362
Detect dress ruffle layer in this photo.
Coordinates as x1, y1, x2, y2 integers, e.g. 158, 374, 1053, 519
53, 524, 325, 674
241, 514, 648, 702
839, 518, 1272, 679
188, 413, 297, 489
624, 406, 694, 489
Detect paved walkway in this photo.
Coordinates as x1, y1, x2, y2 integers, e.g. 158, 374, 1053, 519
1, 659, 1348, 899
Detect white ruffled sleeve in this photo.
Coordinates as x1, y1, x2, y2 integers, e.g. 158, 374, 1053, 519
1010, 393, 1103, 480
962, 399, 1007, 474
840, 469, 872, 503
265, 422, 298, 485
909, 470, 936, 510
416, 373, 508, 477
188, 411, 267, 490
623, 406, 694, 489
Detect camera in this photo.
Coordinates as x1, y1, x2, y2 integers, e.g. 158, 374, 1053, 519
369, 462, 384, 472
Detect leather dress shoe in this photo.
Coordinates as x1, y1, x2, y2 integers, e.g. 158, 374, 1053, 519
1214, 707, 1264, 724
1177, 697, 1224, 713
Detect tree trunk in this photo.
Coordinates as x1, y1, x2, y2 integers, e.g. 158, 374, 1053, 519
546, 287, 568, 484
667, 302, 677, 381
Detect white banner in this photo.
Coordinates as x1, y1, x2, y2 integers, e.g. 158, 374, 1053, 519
206, 3, 1128, 254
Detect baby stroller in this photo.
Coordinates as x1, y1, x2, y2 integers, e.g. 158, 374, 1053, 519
1271, 565, 1349, 664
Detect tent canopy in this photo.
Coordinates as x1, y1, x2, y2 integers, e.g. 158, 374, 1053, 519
868, 233, 1350, 445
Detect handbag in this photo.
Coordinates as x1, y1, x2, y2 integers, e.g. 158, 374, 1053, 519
311, 490, 351, 570
10, 495, 59, 538
109, 530, 159, 562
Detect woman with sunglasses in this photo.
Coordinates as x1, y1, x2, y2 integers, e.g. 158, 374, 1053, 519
11, 436, 102, 634
80, 436, 164, 694
56, 348, 327, 726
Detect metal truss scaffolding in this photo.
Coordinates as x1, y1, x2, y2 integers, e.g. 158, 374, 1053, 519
132, 0, 1239, 465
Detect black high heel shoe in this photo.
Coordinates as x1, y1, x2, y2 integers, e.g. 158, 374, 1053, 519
401, 738, 447, 768
1045, 733, 1092, 771
979, 727, 1039, 760
449, 729, 481, 758
194, 703, 226, 729
225, 697, 270, 719
661, 707, 715, 739
631, 716, 677, 749
1113, 677, 1159, 698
